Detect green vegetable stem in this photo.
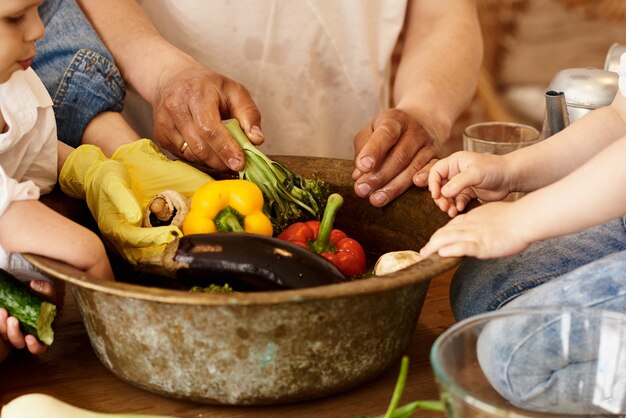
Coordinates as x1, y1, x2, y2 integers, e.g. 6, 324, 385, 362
358, 356, 444, 418
223, 119, 329, 233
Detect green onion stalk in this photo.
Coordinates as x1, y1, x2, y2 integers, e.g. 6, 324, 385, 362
223, 119, 329, 233
358, 356, 445, 418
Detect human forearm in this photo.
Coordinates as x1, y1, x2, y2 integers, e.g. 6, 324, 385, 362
508, 101, 626, 193
81, 111, 140, 157
394, 0, 482, 144
76, 0, 195, 104
514, 135, 626, 244
57, 141, 73, 173
0, 200, 113, 279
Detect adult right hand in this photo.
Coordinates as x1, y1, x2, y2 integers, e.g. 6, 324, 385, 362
151, 60, 264, 172
428, 151, 513, 217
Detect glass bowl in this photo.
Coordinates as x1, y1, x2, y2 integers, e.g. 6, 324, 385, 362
431, 308, 626, 417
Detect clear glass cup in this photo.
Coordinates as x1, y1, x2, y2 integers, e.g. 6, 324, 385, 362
463, 122, 541, 201
430, 308, 626, 418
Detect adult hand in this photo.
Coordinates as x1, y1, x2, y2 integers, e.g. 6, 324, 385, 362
419, 201, 531, 259
352, 108, 440, 207
152, 61, 264, 172
428, 151, 512, 217
0, 280, 55, 361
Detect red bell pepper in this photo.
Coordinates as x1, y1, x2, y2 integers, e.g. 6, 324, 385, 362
278, 193, 367, 276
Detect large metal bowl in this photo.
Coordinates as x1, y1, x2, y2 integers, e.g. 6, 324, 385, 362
28, 156, 460, 405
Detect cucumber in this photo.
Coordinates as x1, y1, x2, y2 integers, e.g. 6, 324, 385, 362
0, 269, 56, 345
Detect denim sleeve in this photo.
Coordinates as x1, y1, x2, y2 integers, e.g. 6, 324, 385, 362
33, 0, 126, 147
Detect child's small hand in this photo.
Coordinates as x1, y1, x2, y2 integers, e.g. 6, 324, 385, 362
0, 314, 47, 354
427, 151, 512, 217
419, 201, 531, 259
0, 280, 55, 361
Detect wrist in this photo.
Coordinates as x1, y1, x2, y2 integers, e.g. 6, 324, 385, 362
395, 99, 452, 146
147, 50, 200, 105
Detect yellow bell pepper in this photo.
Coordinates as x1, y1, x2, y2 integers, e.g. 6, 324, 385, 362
182, 179, 273, 237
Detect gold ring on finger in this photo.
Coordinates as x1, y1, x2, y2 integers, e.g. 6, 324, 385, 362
179, 142, 189, 153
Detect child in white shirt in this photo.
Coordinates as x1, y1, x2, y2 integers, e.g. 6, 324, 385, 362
0, 0, 114, 362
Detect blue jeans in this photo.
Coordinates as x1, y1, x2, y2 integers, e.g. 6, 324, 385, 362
451, 216, 626, 319
33, 0, 125, 147
452, 216, 626, 414
477, 305, 626, 415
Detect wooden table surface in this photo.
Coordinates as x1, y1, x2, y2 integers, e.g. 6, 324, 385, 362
0, 269, 456, 418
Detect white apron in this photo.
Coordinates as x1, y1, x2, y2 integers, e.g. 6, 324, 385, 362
125, 0, 408, 159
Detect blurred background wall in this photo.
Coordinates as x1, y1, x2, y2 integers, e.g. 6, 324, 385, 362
446, 0, 626, 155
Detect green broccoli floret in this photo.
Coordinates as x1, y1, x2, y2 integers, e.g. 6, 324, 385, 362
223, 119, 330, 233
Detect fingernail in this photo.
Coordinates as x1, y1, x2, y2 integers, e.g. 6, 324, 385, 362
228, 158, 242, 170
250, 126, 263, 139
356, 183, 371, 196
360, 156, 374, 170
352, 168, 362, 179
371, 191, 388, 206
414, 172, 428, 185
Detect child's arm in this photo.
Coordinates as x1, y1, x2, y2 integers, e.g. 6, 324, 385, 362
421, 134, 626, 259
507, 92, 626, 193
510, 133, 626, 245
429, 93, 626, 218
0, 200, 114, 280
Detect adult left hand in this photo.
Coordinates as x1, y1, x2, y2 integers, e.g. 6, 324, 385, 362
352, 108, 440, 207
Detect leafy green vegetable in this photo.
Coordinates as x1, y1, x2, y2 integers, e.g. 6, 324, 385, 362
358, 356, 444, 418
189, 284, 233, 293
223, 119, 329, 233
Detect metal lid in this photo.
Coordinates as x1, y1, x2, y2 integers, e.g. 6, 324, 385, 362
604, 43, 626, 73
547, 67, 618, 109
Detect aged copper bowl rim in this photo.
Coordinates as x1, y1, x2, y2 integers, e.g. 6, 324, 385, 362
25, 253, 459, 306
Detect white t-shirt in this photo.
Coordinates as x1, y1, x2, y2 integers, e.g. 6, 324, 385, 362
0, 68, 57, 279
124, 0, 408, 159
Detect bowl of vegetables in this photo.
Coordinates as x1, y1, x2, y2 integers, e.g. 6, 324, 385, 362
24, 122, 461, 405
430, 308, 626, 417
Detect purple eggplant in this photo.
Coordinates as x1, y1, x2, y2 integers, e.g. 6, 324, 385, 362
174, 233, 347, 291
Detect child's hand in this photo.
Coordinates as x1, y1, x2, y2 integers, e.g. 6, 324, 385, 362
420, 201, 531, 259
0, 280, 55, 361
111, 139, 213, 201
428, 151, 512, 217
59, 141, 214, 269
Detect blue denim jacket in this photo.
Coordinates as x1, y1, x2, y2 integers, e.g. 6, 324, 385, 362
33, 0, 126, 147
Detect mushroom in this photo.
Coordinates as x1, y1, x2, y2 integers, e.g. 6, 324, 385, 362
142, 190, 190, 229
373, 250, 424, 276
